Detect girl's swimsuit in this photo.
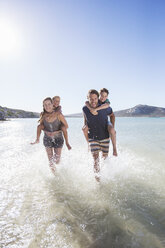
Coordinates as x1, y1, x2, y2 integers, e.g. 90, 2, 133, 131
43, 118, 64, 148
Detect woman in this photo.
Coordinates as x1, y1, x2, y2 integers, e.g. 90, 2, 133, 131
31, 97, 69, 172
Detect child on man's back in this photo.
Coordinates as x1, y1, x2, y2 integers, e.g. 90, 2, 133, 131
82, 88, 117, 156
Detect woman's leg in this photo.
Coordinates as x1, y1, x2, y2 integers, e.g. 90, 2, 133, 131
45, 147, 56, 173
54, 148, 62, 164
61, 126, 72, 150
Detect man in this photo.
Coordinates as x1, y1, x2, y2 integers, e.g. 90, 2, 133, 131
83, 87, 117, 156
82, 89, 115, 180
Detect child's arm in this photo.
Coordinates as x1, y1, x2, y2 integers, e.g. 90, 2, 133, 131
95, 103, 110, 112
85, 100, 110, 115
31, 123, 44, 145
85, 101, 93, 111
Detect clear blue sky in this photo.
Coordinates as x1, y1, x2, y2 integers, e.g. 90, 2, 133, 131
0, 0, 165, 114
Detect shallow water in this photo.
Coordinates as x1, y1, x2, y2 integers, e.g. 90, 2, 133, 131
0, 118, 165, 248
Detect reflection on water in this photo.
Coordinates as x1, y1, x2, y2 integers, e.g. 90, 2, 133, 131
0, 118, 165, 248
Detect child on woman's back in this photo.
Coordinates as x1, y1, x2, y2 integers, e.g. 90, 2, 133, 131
31, 96, 71, 150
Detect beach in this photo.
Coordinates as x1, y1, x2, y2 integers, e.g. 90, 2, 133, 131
0, 117, 165, 248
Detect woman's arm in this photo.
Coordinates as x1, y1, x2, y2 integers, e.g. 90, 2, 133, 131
58, 114, 68, 128
31, 123, 44, 145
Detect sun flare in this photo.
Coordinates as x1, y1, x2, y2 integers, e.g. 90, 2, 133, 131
0, 18, 21, 58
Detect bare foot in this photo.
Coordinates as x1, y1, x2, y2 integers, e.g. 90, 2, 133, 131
49, 163, 56, 174
50, 166, 56, 174
113, 148, 118, 156
66, 143, 72, 150
95, 173, 100, 182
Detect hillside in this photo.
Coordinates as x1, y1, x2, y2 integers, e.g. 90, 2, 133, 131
65, 105, 165, 118
1, 104, 165, 120
114, 104, 165, 117
0, 106, 39, 120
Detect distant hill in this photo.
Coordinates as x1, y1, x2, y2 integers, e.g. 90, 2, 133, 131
114, 105, 165, 117
1, 104, 165, 120
0, 106, 39, 120
65, 113, 83, 118
65, 105, 165, 118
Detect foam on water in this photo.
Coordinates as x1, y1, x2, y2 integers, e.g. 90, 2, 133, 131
0, 118, 165, 248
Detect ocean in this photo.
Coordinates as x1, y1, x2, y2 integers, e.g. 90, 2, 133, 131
0, 117, 165, 248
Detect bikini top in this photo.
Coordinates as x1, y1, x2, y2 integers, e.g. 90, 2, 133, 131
43, 118, 61, 132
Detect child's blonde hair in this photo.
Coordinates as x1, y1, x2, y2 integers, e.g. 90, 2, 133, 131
52, 96, 60, 101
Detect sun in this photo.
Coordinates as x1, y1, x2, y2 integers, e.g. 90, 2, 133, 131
0, 18, 21, 59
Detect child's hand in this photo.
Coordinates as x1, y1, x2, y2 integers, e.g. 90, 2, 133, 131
45, 131, 52, 136
44, 130, 61, 137
30, 139, 39, 145
90, 109, 98, 115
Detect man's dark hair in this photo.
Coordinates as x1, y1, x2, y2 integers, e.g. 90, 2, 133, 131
99, 88, 109, 95
87, 89, 99, 99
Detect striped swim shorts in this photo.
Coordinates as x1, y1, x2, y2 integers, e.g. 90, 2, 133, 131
88, 138, 110, 155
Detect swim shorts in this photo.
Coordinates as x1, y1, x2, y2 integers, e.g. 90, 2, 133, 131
43, 134, 64, 148
107, 121, 113, 127
88, 138, 110, 155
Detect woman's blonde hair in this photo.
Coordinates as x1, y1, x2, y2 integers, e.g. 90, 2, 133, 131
38, 97, 53, 123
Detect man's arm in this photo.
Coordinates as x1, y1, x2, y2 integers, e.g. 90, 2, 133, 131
83, 112, 87, 126
109, 112, 115, 128
82, 112, 89, 143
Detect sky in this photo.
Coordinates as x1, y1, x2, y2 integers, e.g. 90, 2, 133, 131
0, 0, 165, 114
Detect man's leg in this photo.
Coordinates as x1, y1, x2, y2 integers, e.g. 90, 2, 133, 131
92, 152, 100, 182
108, 125, 118, 156
92, 152, 100, 173
89, 140, 101, 181
100, 138, 110, 159
102, 153, 108, 160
